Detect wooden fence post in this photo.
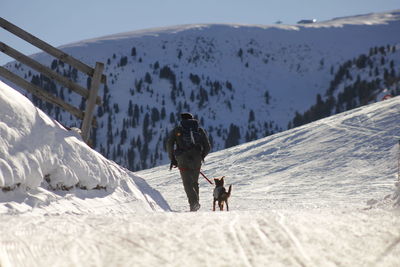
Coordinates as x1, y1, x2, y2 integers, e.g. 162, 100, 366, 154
81, 62, 104, 143
0, 17, 106, 145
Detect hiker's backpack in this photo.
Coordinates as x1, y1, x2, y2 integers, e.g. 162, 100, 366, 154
178, 119, 204, 151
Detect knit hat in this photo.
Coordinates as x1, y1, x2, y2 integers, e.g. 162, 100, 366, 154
180, 112, 194, 120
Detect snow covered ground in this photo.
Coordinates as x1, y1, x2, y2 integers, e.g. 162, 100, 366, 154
1, 81, 400, 266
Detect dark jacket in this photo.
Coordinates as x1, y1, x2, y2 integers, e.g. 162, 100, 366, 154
166, 119, 211, 169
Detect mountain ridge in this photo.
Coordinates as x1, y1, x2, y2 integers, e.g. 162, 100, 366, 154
55, 9, 400, 48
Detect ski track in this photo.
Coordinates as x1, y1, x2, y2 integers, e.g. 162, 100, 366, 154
275, 212, 310, 267
0, 209, 399, 267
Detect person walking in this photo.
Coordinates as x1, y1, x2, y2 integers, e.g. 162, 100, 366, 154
167, 113, 211, 211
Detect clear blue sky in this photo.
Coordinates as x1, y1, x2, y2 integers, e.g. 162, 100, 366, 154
1, 0, 399, 65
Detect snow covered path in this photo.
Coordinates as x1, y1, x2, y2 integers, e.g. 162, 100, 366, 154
0, 208, 399, 267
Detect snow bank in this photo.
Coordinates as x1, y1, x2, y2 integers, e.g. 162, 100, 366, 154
0, 80, 169, 214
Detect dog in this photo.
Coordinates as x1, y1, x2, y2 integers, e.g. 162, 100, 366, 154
213, 176, 232, 211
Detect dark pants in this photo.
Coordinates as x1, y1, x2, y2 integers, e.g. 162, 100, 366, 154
176, 149, 202, 208
179, 168, 200, 206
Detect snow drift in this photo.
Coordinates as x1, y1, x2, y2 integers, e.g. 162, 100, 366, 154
0, 80, 169, 214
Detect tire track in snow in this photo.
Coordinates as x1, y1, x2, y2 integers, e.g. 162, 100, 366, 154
374, 235, 400, 266
0, 245, 13, 267
1, 208, 400, 266
85, 216, 170, 265
252, 217, 288, 262
275, 212, 314, 267
0, 218, 48, 267
228, 215, 253, 267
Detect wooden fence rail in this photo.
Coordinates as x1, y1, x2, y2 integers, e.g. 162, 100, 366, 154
0, 66, 84, 119
0, 17, 106, 83
0, 42, 101, 105
0, 17, 105, 144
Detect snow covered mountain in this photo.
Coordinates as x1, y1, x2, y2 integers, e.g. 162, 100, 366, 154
2, 10, 400, 172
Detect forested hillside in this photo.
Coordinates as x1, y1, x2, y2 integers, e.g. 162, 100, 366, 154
3, 10, 400, 171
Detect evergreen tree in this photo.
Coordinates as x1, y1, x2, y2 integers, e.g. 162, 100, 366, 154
249, 110, 255, 122
225, 124, 241, 148
237, 48, 243, 59
145, 72, 152, 84
128, 100, 133, 116
264, 91, 270, 104
119, 56, 128, 67
131, 47, 137, 57
151, 107, 160, 124
169, 112, 175, 124
189, 73, 201, 85
127, 148, 135, 170
143, 113, 151, 143
226, 81, 233, 91
120, 128, 127, 145
51, 59, 58, 70
133, 104, 140, 124
161, 107, 166, 120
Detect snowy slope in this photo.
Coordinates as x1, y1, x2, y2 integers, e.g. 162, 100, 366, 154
139, 96, 400, 212
0, 80, 169, 214
0, 81, 400, 266
3, 10, 400, 172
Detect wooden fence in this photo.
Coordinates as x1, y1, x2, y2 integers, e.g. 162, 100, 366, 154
0, 17, 106, 144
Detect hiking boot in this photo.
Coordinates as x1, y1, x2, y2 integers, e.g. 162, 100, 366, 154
190, 203, 201, 212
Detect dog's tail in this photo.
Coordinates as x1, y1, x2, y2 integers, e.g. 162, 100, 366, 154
227, 185, 232, 197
